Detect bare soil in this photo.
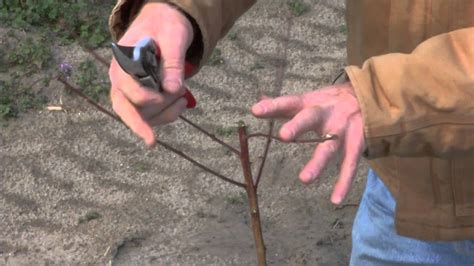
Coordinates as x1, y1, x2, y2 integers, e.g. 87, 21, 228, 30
0, 0, 369, 265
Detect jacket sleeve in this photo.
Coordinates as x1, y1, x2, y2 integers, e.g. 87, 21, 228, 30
109, 0, 256, 70
345, 27, 474, 159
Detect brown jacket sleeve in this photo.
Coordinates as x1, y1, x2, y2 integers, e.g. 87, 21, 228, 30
109, 0, 255, 70
346, 27, 474, 159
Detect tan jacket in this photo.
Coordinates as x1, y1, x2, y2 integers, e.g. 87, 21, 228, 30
109, 0, 474, 241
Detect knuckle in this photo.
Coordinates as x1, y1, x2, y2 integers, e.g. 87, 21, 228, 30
111, 101, 119, 113
282, 127, 295, 140
168, 113, 180, 123
160, 113, 179, 125
131, 90, 152, 106
166, 101, 186, 123
108, 60, 121, 81
110, 89, 122, 112
162, 58, 184, 70
325, 141, 339, 153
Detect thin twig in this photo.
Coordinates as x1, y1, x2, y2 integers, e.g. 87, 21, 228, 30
26, 76, 47, 89
57, 76, 121, 123
57, 77, 246, 188
74, 39, 240, 157
255, 120, 274, 187
334, 203, 359, 210
178, 115, 240, 156
255, 8, 294, 188
61, 27, 110, 67
155, 138, 245, 188
83, 43, 110, 67
248, 133, 337, 143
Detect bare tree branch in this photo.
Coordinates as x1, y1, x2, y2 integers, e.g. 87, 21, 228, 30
74, 40, 241, 157
248, 133, 337, 143
255, 120, 274, 187
178, 115, 240, 156
238, 124, 266, 265
57, 77, 246, 188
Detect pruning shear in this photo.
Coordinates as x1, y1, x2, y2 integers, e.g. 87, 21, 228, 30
111, 37, 197, 108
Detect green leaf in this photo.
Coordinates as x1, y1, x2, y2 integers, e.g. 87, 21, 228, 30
0, 104, 11, 118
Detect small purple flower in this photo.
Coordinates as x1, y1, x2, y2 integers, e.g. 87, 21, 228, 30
59, 62, 73, 77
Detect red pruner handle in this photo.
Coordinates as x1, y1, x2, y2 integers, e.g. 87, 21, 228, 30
154, 48, 197, 109
183, 61, 197, 108
183, 88, 196, 108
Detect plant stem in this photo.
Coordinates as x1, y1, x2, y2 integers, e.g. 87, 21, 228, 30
154, 138, 245, 188
83, 43, 110, 67
238, 124, 266, 266
57, 77, 245, 188
57, 76, 121, 123
75, 42, 240, 157
255, 120, 274, 188
255, 7, 293, 189
178, 115, 240, 156
248, 132, 337, 143
61, 28, 110, 68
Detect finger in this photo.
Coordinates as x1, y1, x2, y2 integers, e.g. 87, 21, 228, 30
330, 116, 365, 204
251, 95, 304, 118
279, 107, 324, 141
139, 90, 186, 120
109, 60, 164, 106
158, 31, 190, 95
110, 86, 156, 147
148, 97, 188, 126
299, 139, 340, 184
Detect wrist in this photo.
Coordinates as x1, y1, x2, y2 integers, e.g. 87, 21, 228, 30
142, 2, 193, 36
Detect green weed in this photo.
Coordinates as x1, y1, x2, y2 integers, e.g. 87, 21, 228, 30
78, 210, 101, 224
0, 49, 7, 73
339, 24, 347, 34
0, 0, 112, 47
207, 48, 224, 66
7, 36, 53, 71
228, 31, 238, 41
216, 125, 236, 137
287, 0, 310, 17
76, 60, 109, 102
133, 162, 150, 173
225, 192, 246, 205
250, 62, 265, 71
0, 78, 47, 120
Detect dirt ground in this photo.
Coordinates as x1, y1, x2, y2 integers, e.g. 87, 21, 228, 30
0, 0, 370, 265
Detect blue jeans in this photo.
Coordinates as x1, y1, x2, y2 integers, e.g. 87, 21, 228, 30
350, 169, 474, 266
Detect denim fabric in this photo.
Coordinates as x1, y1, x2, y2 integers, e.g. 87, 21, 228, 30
350, 169, 474, 266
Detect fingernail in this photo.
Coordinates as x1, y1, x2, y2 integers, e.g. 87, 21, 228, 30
332, 195, 342, 205
300, 171, 314, 183
145, 139, 156, 148
143, 133, 156, 148
252, 104, 265, 115
163, 80, 182, 93
280, 128, 294, 140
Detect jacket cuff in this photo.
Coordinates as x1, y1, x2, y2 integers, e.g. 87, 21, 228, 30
345, 65, 389, 159
109, 0, 205, 75
109, 0, 149, 41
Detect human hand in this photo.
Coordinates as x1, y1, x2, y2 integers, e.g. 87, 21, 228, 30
251, 82, 366, 204
109, 3, 194, 147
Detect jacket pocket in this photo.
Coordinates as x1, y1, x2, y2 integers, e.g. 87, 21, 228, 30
452, 158, 474, 217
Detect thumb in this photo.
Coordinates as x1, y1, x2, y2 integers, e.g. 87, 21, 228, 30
157, 18, 193, 94
161, 55, 185, 94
